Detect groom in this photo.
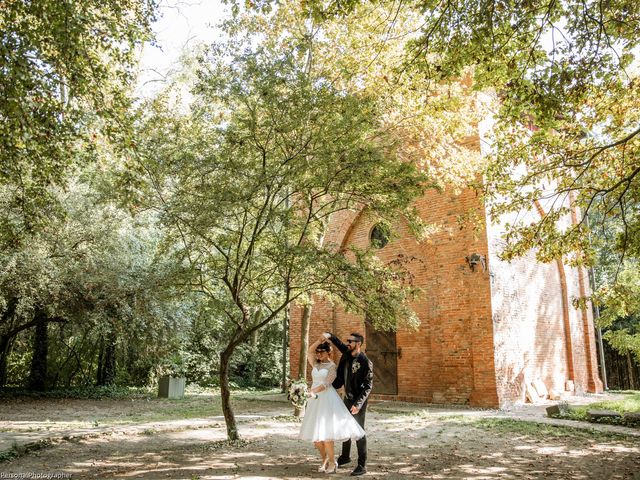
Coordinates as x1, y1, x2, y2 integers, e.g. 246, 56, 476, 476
324, 332, 373, 476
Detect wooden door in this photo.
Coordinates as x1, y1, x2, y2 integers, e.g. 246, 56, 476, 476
365, 320, 399, 395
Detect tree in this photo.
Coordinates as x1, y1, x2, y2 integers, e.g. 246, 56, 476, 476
227, 1, 486, 191
596, 267, 640, 360
589, 213, 640, 369
0, 176, 190, 390
224, 2, 489, 388
288, 0, 640, 266
133, 37, 427, 439
0, 0, 194, 393
0, 0, 156, 247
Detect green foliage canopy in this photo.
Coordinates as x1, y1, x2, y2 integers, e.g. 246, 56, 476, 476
137, 44, 427, 336
132, 25, 430, 436
0, 0, 156, 245
297, 0, 640, 264
0, 178, 190, 388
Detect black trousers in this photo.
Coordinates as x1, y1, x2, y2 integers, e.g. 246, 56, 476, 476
341, 400, 367, 467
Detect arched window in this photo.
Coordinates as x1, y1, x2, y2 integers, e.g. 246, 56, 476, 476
370, 223, 390, 249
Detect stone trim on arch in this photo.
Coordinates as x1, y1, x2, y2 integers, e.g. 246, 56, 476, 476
337, 206, 368, 252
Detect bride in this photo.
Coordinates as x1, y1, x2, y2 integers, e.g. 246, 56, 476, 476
298, 336, 365, 473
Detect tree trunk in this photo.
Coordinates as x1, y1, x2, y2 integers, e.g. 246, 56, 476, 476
0, 335, 12, 388
294, 304, 312, 419
281, 307, 288, 392
249, 329, 258, 384
297, 304, 312, 381
96, 338, 104, 385
101, 334, 117, 386
603, 340, 640, 389
28, 311, 48, 391
0, 297, 19, 388
97, 327, 117, 386
627, 351, 638, 390
219, 346, 240, 441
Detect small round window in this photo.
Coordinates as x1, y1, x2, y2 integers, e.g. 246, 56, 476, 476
370, 223, 390, 249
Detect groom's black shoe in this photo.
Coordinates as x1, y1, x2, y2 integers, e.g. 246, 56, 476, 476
337, 456, 351, 466
350, 465, 366, 476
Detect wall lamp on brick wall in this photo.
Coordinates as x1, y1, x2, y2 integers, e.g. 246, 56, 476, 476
465, 253, 486, 272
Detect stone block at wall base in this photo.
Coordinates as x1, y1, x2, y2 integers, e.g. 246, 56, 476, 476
623, 412, 640, 426
586, 410, 622, 422
590, 377, 605, 394
548, 389, 561, 400
525, 383, 540, 403
532, 380, 548, 399
546, 404, 570, 417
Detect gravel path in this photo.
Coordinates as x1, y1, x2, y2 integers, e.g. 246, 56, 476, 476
0, 392, 638, 479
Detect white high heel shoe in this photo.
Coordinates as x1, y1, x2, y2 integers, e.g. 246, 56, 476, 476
318, 458, 329, 472
325, 460, 338, 474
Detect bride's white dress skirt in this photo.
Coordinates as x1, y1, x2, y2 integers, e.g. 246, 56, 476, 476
298, 365, 365, 442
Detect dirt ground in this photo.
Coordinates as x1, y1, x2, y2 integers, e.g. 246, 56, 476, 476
0, 392, 639, 479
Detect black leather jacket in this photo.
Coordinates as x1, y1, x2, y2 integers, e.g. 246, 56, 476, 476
328, 334, 373, 410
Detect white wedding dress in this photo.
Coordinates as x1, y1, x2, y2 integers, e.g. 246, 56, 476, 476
298, 361, 366, 442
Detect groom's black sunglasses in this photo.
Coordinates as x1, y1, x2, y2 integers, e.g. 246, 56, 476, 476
346, 339, 360, 344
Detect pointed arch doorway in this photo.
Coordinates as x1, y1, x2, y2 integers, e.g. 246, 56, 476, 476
365, 319, 399, 395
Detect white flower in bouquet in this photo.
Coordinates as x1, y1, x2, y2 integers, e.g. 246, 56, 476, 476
287, 379, 309, 408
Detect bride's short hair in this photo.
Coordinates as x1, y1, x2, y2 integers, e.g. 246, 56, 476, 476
315, 342, 331, 353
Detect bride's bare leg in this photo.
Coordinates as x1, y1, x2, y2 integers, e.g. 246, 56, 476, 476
324, 441, 336, 472
314, 441, 327, 470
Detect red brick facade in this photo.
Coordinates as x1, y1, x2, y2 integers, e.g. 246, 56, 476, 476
290, 163, 603, 409
487, 203, 603, 405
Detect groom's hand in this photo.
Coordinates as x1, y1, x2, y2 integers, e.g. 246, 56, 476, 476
322, 332, 331, 340
350, 405, 360, 414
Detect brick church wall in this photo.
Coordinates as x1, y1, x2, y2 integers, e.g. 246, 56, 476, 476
486, 209, 570, 405
290, 111, 602, 407
290, 190, 603, 407
290, 185, 500, 407
485, 204, 603, 406
565, 263, 603, 394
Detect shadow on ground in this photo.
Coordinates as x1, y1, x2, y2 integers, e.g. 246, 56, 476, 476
1, 393, 639, 479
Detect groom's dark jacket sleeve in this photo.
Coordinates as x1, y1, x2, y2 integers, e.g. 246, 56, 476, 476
353, 354, 373, 411
328, 333, 348, 389
328, 333, 374, 409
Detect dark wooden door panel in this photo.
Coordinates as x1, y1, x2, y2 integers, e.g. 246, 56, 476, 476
365, 320, 398, 395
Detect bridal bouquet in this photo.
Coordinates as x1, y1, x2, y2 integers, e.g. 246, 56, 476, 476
287, 379, 309, 408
